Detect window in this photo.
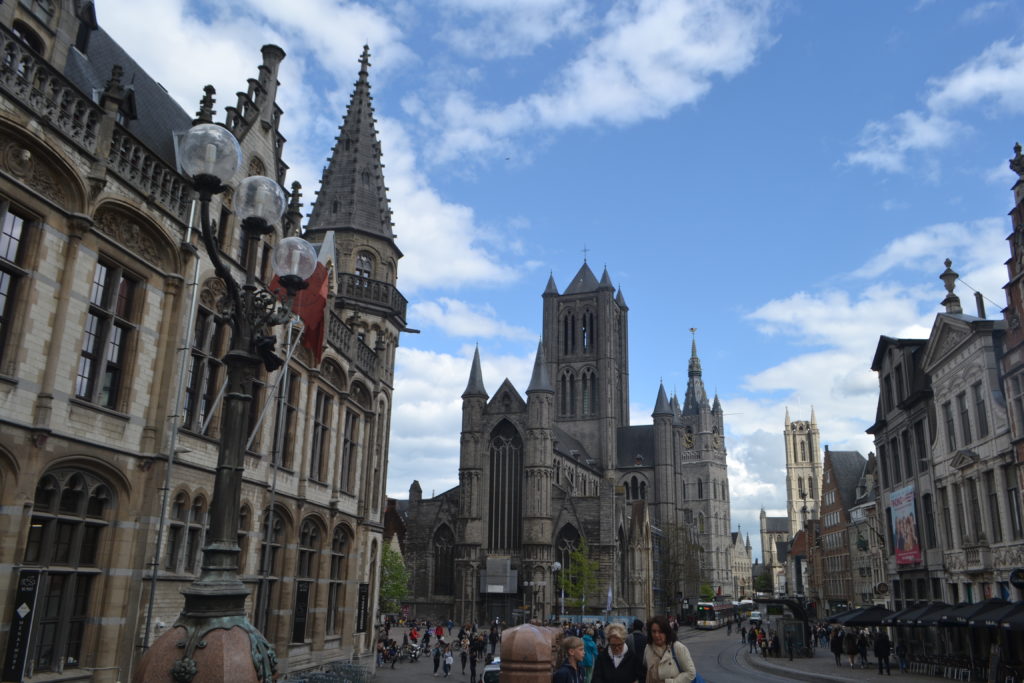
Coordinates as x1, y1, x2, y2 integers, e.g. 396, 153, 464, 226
953, 483, 966, 544
432, 525, 456, 595
581, 309, 595, 352
697, 479, 704, 499
800, 442, 807, 461
968, 478, 983, 540
326, 526, 350, 635
902, 431, 914, 480
922, 493, 937, 549
581, 368, 598, 416
893, 364, 905, 403
943, 402, 957, 451
883, 375, 894, 412
1011, 374, 1024, 438
355, 252, 373, 281
76, 260, 138, 409
309, 389, 331, 482
238, 506, 251, 575
973, 383, 989, 439
23, 470, 112, 672
1005, 465, 1024, 540
184, 497, 207, 574
562, 312, 577, 355
878, 446, 889, 489
488, 420, 523, 552
985, 470, 1002, 543
165, 492, 187, 570
957, 392, 972, 444
0, 207, 27, 364
12, 19, 45, 54
183, 306, 226, 434
559, 370, 577, 417
340, 410, 359, 492
890, 438, 902, 482
939, 486, 954, 547
293, 520, 320, 643
914, 420, 928, 471
255, 509, 284, 633
273, 373, 300, 468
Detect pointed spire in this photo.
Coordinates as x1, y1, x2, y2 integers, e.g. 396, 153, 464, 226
712, 393, 722, 413
682, 328, 708, 415
306, 46, 396, 242
810, 405, 817, 425
746, 533, 751, 548
462, 346, 488, 398
527, 340, 554, 393
653, 382, 672, 417
564, 262, 600, 295
544, 272, 559, 296
615, 287, 627, 309
785, 406, 791, 426
940, 258, 962, 314
598, 266, 614, 290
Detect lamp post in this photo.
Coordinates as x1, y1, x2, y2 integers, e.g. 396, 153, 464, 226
551, 562, 562, 622
133, 122, 315, 683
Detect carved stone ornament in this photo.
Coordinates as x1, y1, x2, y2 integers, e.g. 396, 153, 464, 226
199, 277, 230, 316
94, 207, 169, 270
321, 360, 345, 390
0, 139, 68, 205
934, 325, 968, 360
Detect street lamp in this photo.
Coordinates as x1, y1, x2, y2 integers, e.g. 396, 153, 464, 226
552, 561, 563, 621
133, 121, 314, 682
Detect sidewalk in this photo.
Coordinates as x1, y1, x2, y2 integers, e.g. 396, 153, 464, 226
743, 647, 942, 683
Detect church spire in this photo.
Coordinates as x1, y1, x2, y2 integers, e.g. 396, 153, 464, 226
653, 382, 672, 417
682, 329, 708, 415
527, 340, 553, 393
462, 345, 488, 398
810, 405, 817, 426
785, 406, 791, 426
306, 46, 396, 241
598, 266, 614, 290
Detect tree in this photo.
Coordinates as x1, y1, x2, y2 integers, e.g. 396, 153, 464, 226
699, 583, 715, 601
754, 572, 772, 594
659, 522, 703, 613
379, 541, 410, 614
562, 536, 600, 614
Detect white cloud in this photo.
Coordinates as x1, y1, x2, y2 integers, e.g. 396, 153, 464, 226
439, 0, 590, 59
426, 0, 776, 162
848, 38, 1024, 172
411, 298, 535, 339
959, 2, 1008, 23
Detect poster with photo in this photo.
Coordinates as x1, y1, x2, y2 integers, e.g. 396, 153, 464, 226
890, 485, 921, 565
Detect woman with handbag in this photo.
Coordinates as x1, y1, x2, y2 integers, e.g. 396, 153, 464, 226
642, 616, 696, 683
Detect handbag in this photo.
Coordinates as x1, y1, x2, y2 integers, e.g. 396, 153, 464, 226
669, 642, 704, 683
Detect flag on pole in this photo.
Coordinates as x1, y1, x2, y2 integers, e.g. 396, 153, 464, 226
606, 584, 613, 612
270, 231, 332, 365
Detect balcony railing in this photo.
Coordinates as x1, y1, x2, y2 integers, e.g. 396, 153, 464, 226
108, 127, 191, 221
964, 541, 992, 571
326, 309, 379, 380
337, 273, 407, 322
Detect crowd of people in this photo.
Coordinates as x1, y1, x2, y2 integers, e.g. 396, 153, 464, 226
375, 616, 501, 680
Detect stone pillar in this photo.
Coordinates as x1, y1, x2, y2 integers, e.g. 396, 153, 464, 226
499, 624, 559, 683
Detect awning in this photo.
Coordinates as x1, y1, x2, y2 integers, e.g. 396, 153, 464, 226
938, 598, 1009, 626
833, 604, 893, 626
882, 601, 949, 626
969, 601, 1024, 628
999, 603, 1024, 631
881, 603, 924, 626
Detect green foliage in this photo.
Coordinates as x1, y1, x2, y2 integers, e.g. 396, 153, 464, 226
561, 537, 601, 613
699, 583, 715, 601
753, 573, 772, 593
379, 542, 410, 614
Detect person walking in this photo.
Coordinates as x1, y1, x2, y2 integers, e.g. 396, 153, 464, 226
829, 628, 843, 667
592, 623, 643, 683
582, 627, 598, 683
461, 638, 469, 674
843, 628, 859, 668
643, 615, 696, 682
488, 626, 499, 656
895, 640, 908, 674
469, 648, 479, 683
443, 645, 454, 677
433, 642, 443, 677
553, 636, 586, 683
874, 630, 892, 675
747, 628, 757, 654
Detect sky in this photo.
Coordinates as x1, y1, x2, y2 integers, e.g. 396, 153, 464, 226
97, 0, 1024, 565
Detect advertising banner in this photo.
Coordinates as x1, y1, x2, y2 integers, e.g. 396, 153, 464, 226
890, 485, 921, 565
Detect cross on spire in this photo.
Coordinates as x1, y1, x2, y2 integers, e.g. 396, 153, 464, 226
582, 244, 590, 262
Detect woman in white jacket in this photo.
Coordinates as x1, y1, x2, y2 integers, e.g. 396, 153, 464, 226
642, 615, 696, 683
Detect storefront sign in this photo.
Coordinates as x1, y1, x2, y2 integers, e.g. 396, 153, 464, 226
890, 485, 921, 565
2, 570, 39, 682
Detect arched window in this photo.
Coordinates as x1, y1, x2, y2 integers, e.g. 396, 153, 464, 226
581, 309, 596, 352
238, 505, 251, 575
559, 370, 577, 417
798, 476, 805, 497
562, 311, 577, 355
800, 442, 807, 461
293, 519, 320, 643
185, 496, 207, 574
23, 469, 113, 673
640, 481, 647, 500
356, 252, 373, 280
809, 477, 816, 499
697, 479, 704, 499
166, 491, 188, 570
12, 20, 45, 54
581, 367, 598, 415
698, 513, 705, 534
327, 526, 351, 635
556, 524, 582, 577
256, 508, 287, 633
630, 476, 639, 500
488, 421, 523, 551
433, 525, 456, 595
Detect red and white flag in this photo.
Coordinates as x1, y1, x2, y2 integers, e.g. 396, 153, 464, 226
271, 231, 332, 365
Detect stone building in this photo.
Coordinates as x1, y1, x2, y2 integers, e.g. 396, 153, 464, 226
847, 453, 887, 607
729, 530, 753, 599
759, 510, 789, 595
0, 4, 400, 679
401, 265, 734, 624
784, 408, 823, 537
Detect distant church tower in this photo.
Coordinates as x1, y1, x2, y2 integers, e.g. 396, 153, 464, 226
784, 407, 822, 537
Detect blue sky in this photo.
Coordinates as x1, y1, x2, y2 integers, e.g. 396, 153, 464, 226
100, 0, 1024, 563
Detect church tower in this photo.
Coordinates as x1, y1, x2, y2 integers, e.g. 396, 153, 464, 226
542, 263, 629, 470
305, 46, 405, 390
784, 407, 823, 537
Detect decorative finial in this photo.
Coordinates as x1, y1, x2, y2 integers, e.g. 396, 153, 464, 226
359, 45, 371, 78
1011, 142, 1024, 178
104, 64, 124, 92
690, 327, 697, 338
194, 85, 216, 124
582, 244, 590, 263
940, 258, 962, 314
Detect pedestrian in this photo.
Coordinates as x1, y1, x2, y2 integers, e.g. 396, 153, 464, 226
895, 640, 908, 674
857, 629, 869, 668
727, 621, 732, 636
489, 626, 499, 656
874, 630, 892, 675
443, 645, 454, 677
553, 636, 586, 683
843, 628, 859, 668
747, 628, 757, 654
592, 623, 643, 683
829, 628, 843, 667
740, 626, 746, 644
461, 641, 468, 674
582, 627, 598, 683
469, 648, 479, 683
433, 643, 443, 676
643, 615, 696, 682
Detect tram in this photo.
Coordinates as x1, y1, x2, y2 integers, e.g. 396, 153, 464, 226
695, 602, 735, 629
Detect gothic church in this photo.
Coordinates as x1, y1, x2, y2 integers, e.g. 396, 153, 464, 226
399, 263, 734, 624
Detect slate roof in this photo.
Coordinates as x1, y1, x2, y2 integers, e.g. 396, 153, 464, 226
616, 425, 655, 468
776, 540, 791, 563
563, 262, 600, 295
763, 516, 789, 533
828, 450, 868, 511
64, 27, 191, 168
553, 427, 602, 471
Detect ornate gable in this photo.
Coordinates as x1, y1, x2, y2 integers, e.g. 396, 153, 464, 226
485, 378, 526, 414
922, 316, 971, 372
950, 449, 980, 471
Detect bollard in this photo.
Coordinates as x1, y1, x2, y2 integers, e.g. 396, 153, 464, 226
498, 624, 560, 683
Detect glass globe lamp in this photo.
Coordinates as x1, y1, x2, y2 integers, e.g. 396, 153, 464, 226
178, 123, 241, 188
236, 176, 286, 234
272, 236, 317, 295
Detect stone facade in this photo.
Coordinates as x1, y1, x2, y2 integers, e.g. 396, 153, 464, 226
399, 265, 734, 624
0, 5, 400, 680
784, 409, 823, 537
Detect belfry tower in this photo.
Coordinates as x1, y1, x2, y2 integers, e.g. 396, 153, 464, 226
784, 407, 822, 537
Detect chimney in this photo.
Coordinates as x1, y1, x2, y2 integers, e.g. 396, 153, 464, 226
975, 292, 986, 319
